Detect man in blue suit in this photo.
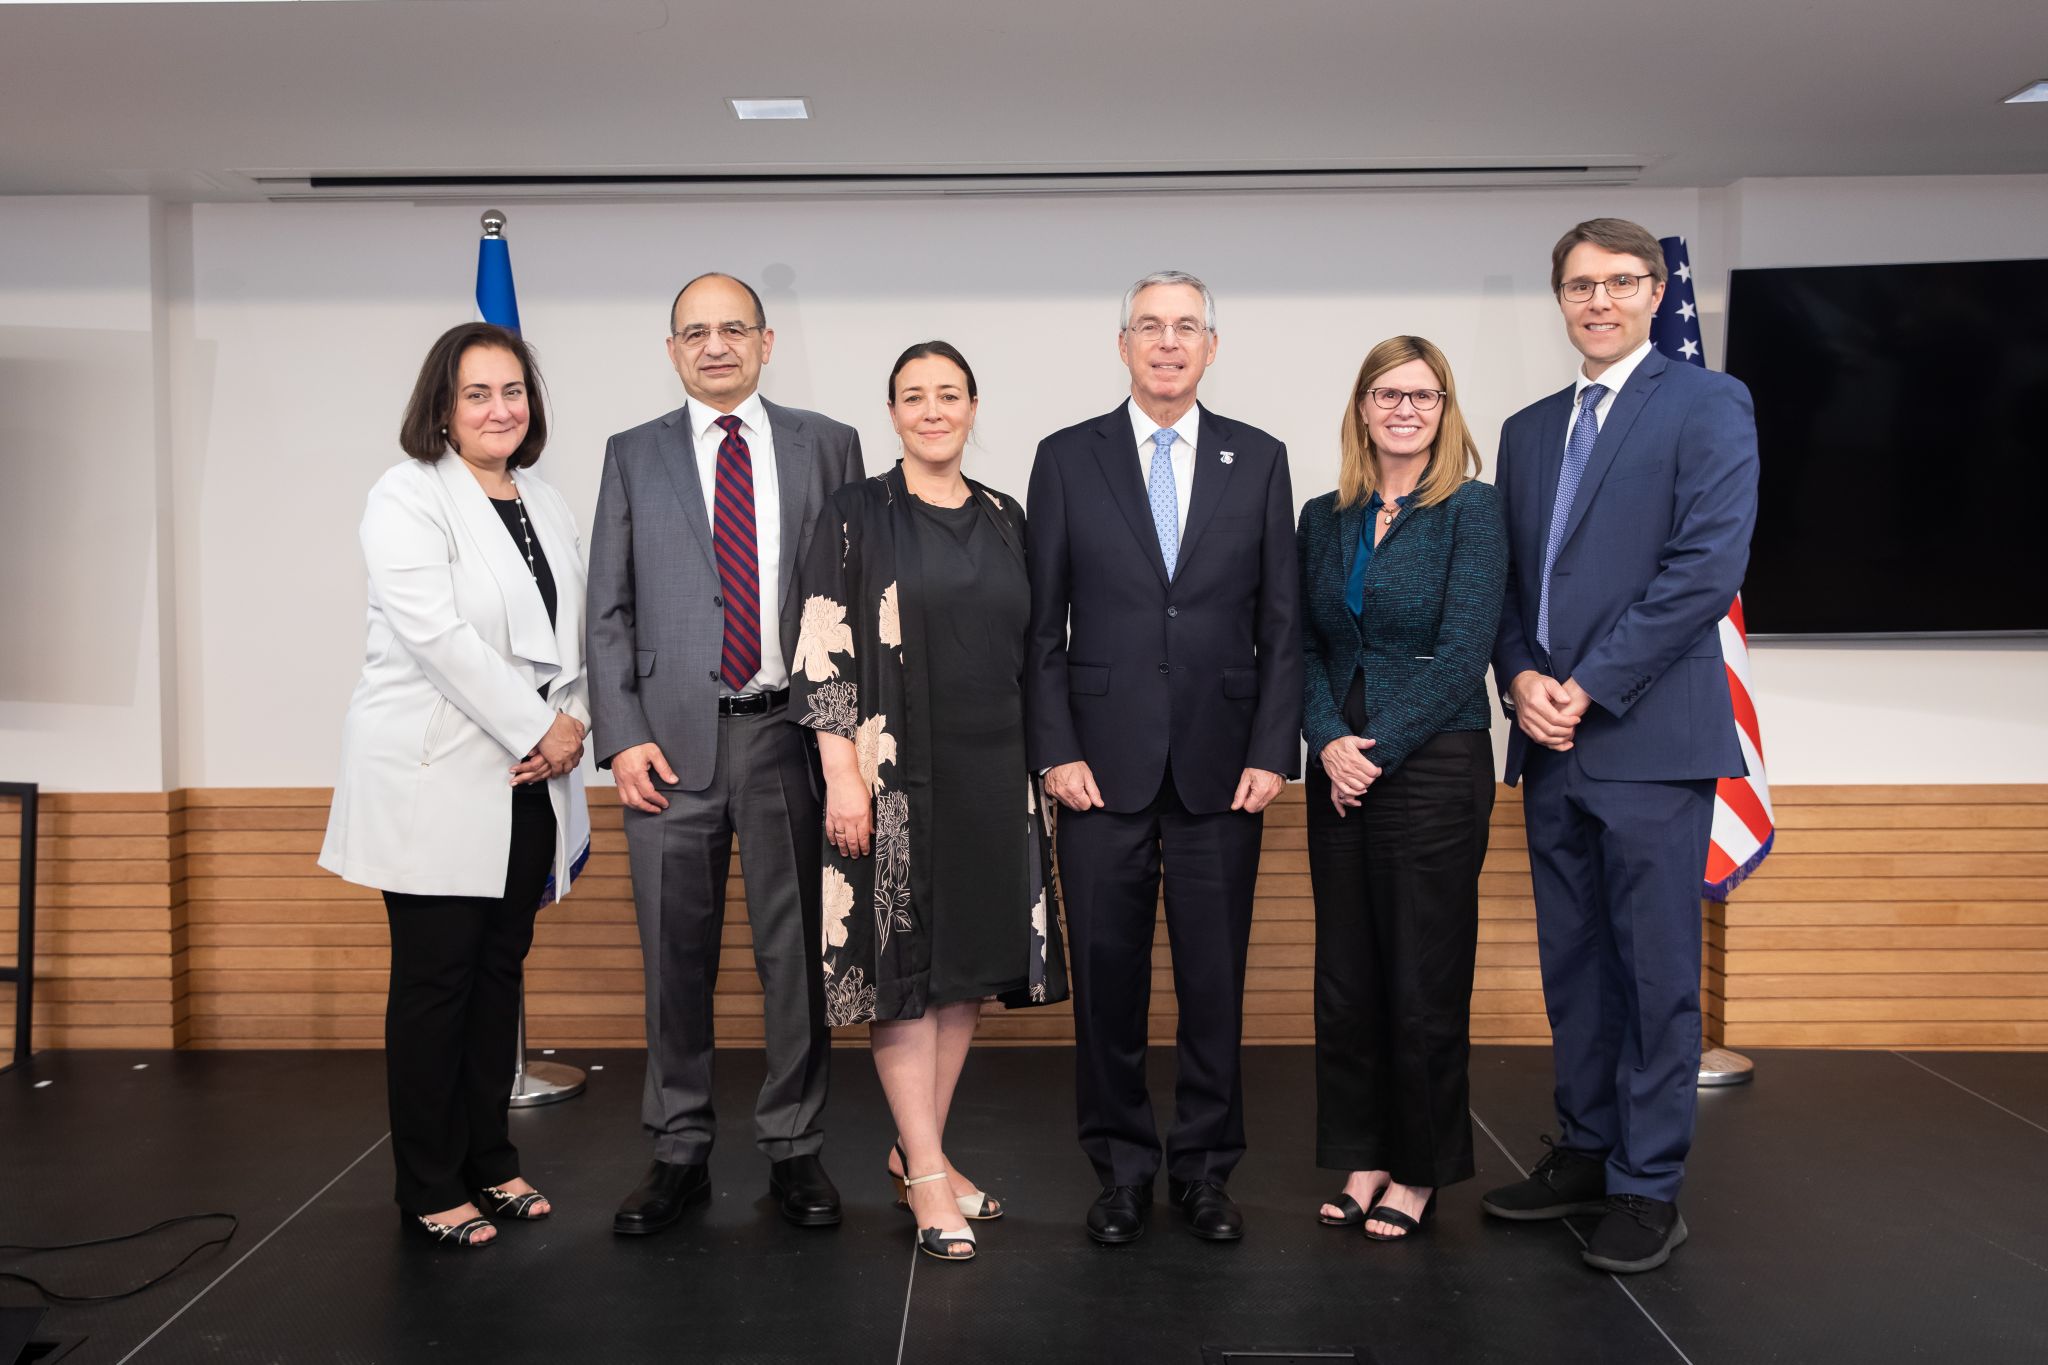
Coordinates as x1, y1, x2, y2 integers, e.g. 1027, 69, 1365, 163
1026, 270, 1301, 1245
1484, 219, 1757, 1273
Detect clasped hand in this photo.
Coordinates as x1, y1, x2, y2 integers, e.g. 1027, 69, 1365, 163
1320, 736, 1382, 817
511, 712, 586, 786
1510, 671, 1591, 751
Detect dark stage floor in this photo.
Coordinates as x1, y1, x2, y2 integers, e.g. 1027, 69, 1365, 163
5, 1043, 2048, 1364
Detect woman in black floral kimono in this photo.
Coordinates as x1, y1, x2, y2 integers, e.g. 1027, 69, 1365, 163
790, 341, 1067, 1263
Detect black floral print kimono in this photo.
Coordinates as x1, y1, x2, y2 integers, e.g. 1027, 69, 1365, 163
790, 464, 1068, 1026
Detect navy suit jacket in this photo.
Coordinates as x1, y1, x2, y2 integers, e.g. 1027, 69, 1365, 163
1025, 401, 1302, 814
1492, 349, 1759, 786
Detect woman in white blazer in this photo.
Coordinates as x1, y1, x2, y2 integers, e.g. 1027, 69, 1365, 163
320, 322, 592, 1248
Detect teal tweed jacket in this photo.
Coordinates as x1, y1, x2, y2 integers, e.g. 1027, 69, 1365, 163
1296, 478, 1507, 775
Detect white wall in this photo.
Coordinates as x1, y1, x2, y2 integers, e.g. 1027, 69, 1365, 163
0, 177, 2041, 790
1716, 176, 2048, 784
0, 196, 173, 791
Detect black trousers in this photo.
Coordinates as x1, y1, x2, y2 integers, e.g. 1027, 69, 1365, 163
1059, 761, 1263, 1187
1307, 698, 1493, 1188
382, 788, 556, 1214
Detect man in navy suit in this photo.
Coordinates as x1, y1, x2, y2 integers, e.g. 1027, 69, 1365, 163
1484, 219, 1757, 1273
1026, 270, 1301, 1244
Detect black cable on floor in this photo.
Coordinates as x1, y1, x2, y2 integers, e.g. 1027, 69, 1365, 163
0, 1213, 239, 1304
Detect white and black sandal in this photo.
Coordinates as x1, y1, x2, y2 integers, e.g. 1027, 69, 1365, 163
890, 1143, 1003, 1220
478, 1184, 552, 1220
409, 1212, 496, 1247
905, 1172, 976, 1261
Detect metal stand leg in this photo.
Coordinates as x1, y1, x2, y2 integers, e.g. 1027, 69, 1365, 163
509, 988, 584, 1107
1, 782, 38, 1075
1698, 1047, 1755, 1087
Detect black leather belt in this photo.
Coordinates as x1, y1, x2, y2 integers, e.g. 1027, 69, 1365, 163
718, 688, 789, 717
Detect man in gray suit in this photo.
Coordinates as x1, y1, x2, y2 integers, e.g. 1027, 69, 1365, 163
589, 272, 863, 1233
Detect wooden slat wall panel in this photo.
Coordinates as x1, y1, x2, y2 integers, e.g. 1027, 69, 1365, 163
0, 792, 184, 1051
1720, 786, 2048, 1050
8, 785, 2045, 1052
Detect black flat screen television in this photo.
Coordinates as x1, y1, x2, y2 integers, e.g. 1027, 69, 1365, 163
1723, 258, 2048, 637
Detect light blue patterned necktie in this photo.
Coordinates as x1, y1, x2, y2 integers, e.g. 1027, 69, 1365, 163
1147, 426, 1180, 578
1536, 382, 1608, 654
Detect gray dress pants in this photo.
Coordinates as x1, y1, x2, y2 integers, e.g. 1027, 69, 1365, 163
624, 705, 830, 1163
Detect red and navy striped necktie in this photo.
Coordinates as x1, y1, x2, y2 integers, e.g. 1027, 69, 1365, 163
711, 414, 762, 690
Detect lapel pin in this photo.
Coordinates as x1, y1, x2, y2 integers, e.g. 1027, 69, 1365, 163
1219, 451, 1235, 464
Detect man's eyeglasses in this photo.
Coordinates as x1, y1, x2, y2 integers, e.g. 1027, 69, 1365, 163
1363, 387, 1446, 411
1559, 274, 1655, 303
1125, 320, 1210, 343
672, 322, 763, 348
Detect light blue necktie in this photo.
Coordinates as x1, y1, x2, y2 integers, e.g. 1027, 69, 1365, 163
1147, 427, 1180, 578
1536, 383, 1607, 654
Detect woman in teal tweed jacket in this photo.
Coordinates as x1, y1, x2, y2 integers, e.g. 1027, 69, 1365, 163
1298, 335, 1505, 1243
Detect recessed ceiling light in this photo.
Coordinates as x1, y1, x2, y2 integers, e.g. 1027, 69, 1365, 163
729, 98, 810, 121
2003, 79, 2048, 104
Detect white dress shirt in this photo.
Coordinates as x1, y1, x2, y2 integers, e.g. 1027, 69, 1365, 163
689, 392, 785, 693
1569, 338, 1654, 444
1126, 396, 1196, 538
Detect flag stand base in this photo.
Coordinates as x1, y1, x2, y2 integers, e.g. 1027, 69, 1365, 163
511, 1059, 586, 1107
508, 992, 585, 1108
1698, 1047, 1755, 1087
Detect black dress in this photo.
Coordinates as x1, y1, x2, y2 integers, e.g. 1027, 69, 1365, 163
910, 494, 1033, 1004
792, 468, 1068, 1026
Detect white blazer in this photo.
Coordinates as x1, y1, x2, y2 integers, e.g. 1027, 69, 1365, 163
320, 455, 593, 900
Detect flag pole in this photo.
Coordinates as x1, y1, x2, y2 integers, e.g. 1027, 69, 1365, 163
475, 207, 587, 1108
1651, 234, 1765, 1091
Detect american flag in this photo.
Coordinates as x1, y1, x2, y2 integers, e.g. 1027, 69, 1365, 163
1649, 235, 1774, 899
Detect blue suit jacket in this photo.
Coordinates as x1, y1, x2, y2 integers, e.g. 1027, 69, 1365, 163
1025, 401, 1302, 814
1492, 349, 1759, 786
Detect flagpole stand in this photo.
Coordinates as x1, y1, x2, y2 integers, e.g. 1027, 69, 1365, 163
509, 989, 584, 1108
1698, 1047, 1755, 1087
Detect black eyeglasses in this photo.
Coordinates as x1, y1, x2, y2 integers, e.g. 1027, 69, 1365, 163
1559, 274, 1655, 303
1363, 387, 1445, 411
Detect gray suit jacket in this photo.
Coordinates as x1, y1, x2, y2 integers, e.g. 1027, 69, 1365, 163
586, 396, 865, 786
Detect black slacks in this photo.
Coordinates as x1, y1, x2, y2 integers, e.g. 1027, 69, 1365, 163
1307, 705, 1493, 1189
1059, 761, 1263, 1187
382, 787, 556, 1214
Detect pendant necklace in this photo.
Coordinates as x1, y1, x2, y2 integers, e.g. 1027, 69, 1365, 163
511, 484, 537, 580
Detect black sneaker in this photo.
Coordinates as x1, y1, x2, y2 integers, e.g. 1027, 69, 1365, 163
1581, 1194, 1687, 1273
1479, 1136, 1607, 1220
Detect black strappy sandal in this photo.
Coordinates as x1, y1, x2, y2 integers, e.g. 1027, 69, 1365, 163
1319, 1176, 1390, 1227
478, 1184, 552, 1221
1364, 1193, 1436, 1242
1319, 1192, 1370, 1227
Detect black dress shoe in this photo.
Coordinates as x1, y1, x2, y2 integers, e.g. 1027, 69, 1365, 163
1582, 1194, 1687, 1273
1480, 1136, 1608, 1220
613, 1159, 710, 1236
1168, 1179, 1244, 1242
1086, 1185, 1153, 1245
769, 1153, 843, 1227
